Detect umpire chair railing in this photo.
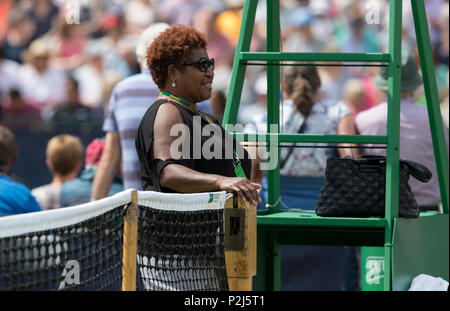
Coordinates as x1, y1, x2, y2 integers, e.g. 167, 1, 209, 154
222, 0, 449, 290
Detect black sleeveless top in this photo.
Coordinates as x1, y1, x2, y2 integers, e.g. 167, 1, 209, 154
135, 99, 252, 192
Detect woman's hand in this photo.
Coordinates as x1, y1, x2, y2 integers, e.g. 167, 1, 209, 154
215, 176, 262, 205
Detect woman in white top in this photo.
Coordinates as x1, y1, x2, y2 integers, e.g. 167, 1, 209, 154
245, 65, 358, 210
245, 66, 361, 291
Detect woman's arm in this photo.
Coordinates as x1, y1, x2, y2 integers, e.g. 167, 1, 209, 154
91, 131, 121, 200
246, 144, 264, 184
336, 114, 359, 158
152, 103, 261, 204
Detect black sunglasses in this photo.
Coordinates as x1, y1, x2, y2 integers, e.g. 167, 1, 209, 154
183, 58, 215, 72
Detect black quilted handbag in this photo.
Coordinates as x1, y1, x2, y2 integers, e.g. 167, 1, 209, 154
316, 155, 432, 218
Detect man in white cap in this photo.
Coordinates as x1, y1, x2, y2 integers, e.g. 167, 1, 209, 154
91, 23, 170, 200
356, 52, 449, 211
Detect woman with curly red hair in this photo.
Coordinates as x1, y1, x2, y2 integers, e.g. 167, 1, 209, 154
135, 25, 261, 205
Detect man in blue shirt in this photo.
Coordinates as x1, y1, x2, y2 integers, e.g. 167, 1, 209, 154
0, 124, 41, 216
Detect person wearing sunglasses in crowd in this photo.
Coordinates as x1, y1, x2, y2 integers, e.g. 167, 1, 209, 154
135, 25, 261, 205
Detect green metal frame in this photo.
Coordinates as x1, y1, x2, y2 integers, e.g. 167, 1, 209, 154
222, 0, 449, 291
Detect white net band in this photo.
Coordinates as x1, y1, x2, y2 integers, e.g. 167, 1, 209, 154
0, 189, 134, 238
137, 191, 227, 211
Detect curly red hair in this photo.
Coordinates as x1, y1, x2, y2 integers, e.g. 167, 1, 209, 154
146, 25, 207, 89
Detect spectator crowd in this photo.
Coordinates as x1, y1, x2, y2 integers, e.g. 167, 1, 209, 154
0, 0, 448, 127
0, 0, 448, 208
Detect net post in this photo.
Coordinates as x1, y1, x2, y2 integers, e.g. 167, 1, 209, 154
224, 193, 257, 291
122, 190, 138, 291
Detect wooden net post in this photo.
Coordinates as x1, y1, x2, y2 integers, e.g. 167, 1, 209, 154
224, 193, 257, 291
122, 190, 138, 291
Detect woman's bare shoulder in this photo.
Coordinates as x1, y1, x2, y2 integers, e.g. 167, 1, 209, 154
154, 102, 184, 128
152, 102, 187, 151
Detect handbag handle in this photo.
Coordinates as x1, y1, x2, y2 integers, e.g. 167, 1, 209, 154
400, 159, 432, 183
357, 155, 432, 183
280, 114, 309, 170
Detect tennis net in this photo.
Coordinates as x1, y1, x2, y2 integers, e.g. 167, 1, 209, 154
0, 190, 229, 291
136, 191, 229, 291
0, 190, 131, 290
